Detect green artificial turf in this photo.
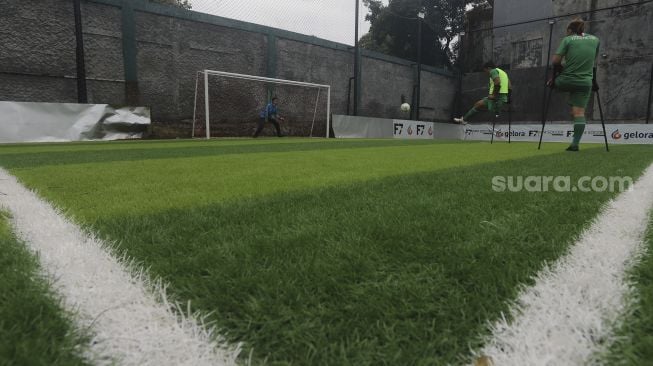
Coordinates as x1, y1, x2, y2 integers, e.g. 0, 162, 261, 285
1, 139, 651, 365
0, 212, 90, 366
602, 212, 653, 365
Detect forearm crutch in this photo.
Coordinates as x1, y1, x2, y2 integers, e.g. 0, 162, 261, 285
537, 87, 554, 150
593, 67, 609, 152
491, 109, 497, 144
508, 89, 512, 143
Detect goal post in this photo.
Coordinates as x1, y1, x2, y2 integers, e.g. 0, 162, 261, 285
192, 70, 331, 139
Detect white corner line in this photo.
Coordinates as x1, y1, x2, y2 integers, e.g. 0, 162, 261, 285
0, 167, 241, 366
474, 163, 653, 366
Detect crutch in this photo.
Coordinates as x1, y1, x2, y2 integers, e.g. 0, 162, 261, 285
491, 108, 498, 144
538, 63, 561, 150
508, 89, 512, 143
593, 67, 609, 152
537, 87, 555, 150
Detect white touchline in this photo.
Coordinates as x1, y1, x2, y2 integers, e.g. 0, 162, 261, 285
474, 163, 653, 366
0, 168, 240, 366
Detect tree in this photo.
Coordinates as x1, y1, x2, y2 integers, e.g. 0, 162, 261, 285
362, 0, 485, 68
148, 0, 192, 10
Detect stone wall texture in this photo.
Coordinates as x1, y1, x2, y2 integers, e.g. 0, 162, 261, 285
0, 0, 457, 137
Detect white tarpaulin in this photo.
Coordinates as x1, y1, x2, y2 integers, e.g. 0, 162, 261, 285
332, 115, 394, 138
0, 101, 150, 143
463, 123, 653, 144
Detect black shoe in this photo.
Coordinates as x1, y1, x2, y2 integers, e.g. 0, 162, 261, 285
566, 145, 579, 152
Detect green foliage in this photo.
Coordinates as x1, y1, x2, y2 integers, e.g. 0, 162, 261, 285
0, 212, 91, 366
362, 0, 485, 67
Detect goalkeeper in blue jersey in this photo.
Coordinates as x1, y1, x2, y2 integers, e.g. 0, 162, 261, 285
253, 97, 285, 138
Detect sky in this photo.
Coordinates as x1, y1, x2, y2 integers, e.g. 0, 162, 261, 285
190, 0, 389, 45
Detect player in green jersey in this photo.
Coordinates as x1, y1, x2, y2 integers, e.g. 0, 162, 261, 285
454, 61, 512, 124
549, 18, 600, 151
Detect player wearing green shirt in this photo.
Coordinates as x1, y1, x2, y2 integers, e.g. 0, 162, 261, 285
454, 61, 511, 124
550, 18, 600, 151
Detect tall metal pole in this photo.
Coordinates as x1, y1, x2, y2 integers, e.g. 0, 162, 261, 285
456, 31, 465, 119
646, 62, 653, 124
416, 4, 424, 121
541, 20, 555, 116
538, 20, 556, 150
73, 0, 88, 103
353, 0, 360, 116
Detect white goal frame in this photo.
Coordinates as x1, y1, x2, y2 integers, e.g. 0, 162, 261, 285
193, 70, 331, 139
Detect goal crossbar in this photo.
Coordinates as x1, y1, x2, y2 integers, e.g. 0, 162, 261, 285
193, 70, 331, 139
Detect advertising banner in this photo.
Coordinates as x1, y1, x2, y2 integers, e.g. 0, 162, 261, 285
392, 120, 434, 139
463, 123, 653, 144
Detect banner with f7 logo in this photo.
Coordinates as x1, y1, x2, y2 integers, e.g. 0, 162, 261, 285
392, 120, 434, 139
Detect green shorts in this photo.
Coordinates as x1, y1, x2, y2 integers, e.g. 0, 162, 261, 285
482, 94, 508, 113
555, 78, 592, 108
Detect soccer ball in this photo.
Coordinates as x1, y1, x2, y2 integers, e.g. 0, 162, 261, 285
400, 103, 411, 112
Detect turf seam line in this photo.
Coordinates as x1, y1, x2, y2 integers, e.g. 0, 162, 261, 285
473, 163, 653, 365
0, 168, 240, 366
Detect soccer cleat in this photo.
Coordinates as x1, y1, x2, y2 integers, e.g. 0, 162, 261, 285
566, 145, 579, 152
453, 117, 466, 125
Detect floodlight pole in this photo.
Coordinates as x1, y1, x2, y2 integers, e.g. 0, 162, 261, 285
416, 6, 425, 121
353, 0, 360, 116
73, 0, 88, 103
647, 62, 653, 124
538, 19, 556, 149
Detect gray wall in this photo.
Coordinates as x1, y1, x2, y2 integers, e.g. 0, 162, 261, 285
462, 5, 494, 72
493, 0, 554, 69
0, 0, 457, 137
461, 0, 653, 122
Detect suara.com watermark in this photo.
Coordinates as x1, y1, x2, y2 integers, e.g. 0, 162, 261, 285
492, 176, 633, 192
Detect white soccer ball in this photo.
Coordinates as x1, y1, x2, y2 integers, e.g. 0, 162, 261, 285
401, 103, 411, 112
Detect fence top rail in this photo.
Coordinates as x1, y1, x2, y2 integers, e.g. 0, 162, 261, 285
201, 70, 331, 89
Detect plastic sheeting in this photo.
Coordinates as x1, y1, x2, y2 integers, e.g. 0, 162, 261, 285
0, 101, 150, 143
332, 115, 394, 138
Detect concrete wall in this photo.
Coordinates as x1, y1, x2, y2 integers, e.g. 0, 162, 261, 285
575, 0, 653, 121
461, 0, 653, 122
0, 0, 457, 137
492, 0, 554, 69
462, 5, 494, 72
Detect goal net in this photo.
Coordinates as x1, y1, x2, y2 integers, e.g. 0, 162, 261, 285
193, 70, 331, 138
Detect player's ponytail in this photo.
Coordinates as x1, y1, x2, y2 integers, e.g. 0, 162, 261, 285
567, 18, 585, 35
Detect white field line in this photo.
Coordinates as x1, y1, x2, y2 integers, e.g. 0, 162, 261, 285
0, 168, 240, 366
474, 163, 653, 366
